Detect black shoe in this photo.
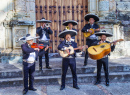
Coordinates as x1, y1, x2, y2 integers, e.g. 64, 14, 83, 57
29, 88, 37, 91
94, 81, 101, 85
106, 82, 109, 86
39, 67, 42, 71
23, 90, 28, 94
60, 86, 65, 90
73, 85, 80, 89
46, 66, 52, 69
83, 64, 87, 66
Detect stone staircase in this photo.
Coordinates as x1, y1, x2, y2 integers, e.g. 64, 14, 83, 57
0, 65, 130, 87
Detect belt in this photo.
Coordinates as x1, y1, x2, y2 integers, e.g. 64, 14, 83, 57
23, 59, 35, 64
64, 56, 74, 58
39, 39, 49, 43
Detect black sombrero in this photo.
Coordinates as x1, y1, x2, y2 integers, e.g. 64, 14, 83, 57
84, 14, 99, 22
63, 20, 78, 26
95, 30, 113, 37
58, 30, 77, 38
36, 18, 52, 23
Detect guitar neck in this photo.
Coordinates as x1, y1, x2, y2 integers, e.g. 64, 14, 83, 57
110, 39, 124, 44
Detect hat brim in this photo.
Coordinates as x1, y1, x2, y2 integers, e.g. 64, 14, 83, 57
36, 20, 52, 23
63, 20, 78, 26
58, 30, 77, 38
84, 14, 99, 22
25, 36, 39, 41
95, 32, 113, 37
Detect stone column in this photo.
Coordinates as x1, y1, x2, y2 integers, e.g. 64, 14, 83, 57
88, 0, 98, 15
98, 0, 109, 20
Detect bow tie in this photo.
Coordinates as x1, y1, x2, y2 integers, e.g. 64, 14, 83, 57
66, 41, 72, 45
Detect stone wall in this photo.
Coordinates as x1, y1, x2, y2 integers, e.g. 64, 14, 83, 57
0, 0, 130, 63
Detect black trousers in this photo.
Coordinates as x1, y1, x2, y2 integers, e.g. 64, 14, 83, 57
38, 41, 49, 68
61, 58, 77, 87
23, 62, 35, 91
84, 39, 97, 65
97, 57, 109, 82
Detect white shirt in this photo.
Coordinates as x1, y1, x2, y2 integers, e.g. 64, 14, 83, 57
27, 52, 36, 62
41, 26, 49, 41
27, 44, 36, 62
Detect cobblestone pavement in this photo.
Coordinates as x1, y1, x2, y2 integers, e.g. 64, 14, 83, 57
0, 82, 130, 95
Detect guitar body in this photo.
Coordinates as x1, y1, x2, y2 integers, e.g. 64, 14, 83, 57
83, 28, 95, 38
59, 46, 74, 58
88, 43, 111, 60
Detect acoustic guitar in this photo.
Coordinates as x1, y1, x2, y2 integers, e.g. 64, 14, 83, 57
88, 39, 124, 60
59, 45, 88, 58
59, 46, 74, 58
83, 27, 104, 38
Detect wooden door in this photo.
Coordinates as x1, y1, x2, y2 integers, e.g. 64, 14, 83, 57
35, 0, 88, 53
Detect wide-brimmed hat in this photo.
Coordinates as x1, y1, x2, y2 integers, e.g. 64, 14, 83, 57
95, 30, 113, 37
63, 20, 78, 26
58, 29, 77, 38
36, 17, 51, 23
19, 34, 39, 41
84, 14, 99, 22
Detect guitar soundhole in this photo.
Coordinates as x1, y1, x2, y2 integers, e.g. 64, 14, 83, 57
100, 45, 105, 48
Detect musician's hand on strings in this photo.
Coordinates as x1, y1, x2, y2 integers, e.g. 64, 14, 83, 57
65, 49, 70, 54
45, 45, 49, 51
78, 46, 83, 50
85, 45, 88, 48
88, 29, 93, 33
99, 41, 103, 44
34, 48, 40, 51
113, 41, 117, 45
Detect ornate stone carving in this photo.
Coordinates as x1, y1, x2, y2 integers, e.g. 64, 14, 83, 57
117, 2, 130, 11
14, 29, 26, 47
99, 1, 109, 11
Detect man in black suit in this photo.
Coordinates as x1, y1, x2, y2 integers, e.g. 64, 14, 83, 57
92, 30, 117, 86
36, 18, 53, 70
58, 29, 83, 90
82, 14, 100, 66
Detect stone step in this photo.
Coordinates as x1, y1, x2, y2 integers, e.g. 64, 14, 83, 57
0, 65, 130, 79
0, 72, 130, 87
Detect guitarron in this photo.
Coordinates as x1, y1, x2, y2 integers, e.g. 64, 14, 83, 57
88, 39, 124, 60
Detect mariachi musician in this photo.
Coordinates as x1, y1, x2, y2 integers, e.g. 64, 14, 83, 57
82, 14, 100, 66
36, 17, 53, 70
58, 29, 83, 90
92, 30, 117, 86
62, 20, 78, 41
